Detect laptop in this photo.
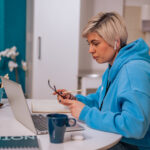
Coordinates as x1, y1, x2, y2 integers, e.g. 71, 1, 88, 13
1, 77, 84, 135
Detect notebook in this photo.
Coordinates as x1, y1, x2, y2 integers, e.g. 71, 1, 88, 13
1, 77, 84, 135
0, 136, 39, 150
31, 99, 70, 113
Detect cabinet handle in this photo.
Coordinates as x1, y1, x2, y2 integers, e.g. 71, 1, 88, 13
38, 36, 42, 60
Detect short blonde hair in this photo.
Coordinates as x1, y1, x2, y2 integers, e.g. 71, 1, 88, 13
82, 12, 128, 48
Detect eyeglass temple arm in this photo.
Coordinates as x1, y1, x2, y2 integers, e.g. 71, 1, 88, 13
48, 80, 55, 91
48, 80, 66, 98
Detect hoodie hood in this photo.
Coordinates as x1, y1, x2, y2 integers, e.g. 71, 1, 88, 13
108, 38, 150, 83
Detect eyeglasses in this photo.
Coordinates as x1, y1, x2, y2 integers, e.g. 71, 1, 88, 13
48, 80, 66, 99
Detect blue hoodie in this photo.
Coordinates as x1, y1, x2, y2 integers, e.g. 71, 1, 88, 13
76, 38, 150, 150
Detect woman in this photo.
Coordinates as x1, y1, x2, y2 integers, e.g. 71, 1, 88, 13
54, 12, 150, 150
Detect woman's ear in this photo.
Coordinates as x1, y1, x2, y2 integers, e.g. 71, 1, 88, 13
114, 40, 120, 51
114, 41, 117, 50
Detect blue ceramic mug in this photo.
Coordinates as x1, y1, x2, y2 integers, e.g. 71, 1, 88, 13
47, 113, 76, 143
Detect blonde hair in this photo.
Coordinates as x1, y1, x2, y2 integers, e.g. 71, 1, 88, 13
82, 12, 128, 48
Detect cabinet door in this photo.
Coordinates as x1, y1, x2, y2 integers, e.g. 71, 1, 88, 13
31, 0, 80, 99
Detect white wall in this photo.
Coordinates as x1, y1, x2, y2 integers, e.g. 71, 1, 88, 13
93, 0, 124, 16
124, 0, 150, 46
125, 0, 150, 6
78, 0, 93, 73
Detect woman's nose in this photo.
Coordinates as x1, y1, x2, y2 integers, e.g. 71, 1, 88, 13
89, 45, 95, 53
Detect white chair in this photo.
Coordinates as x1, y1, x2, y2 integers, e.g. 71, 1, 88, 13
80, 74, 102, 96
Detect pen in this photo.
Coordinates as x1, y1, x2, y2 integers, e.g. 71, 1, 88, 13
62, 89, 82, 94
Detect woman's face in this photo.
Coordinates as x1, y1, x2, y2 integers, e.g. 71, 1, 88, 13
87, 32, 117, 65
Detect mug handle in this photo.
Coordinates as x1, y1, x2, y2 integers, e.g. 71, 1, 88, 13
66, 118, 76, 127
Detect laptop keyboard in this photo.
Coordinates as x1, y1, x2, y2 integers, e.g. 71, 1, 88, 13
32, 114, 48, 132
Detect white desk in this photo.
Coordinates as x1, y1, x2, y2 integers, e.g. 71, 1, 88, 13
0, 99, 122, 150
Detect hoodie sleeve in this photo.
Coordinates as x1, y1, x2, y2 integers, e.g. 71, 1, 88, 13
79, 90, 150, 139
75, 86, 101, 108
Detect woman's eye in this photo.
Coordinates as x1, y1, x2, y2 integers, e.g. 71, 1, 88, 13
93, 43, 99, 46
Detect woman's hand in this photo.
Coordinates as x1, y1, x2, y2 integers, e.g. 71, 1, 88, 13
57, 95, 85, 119
53, 89, 77, 100
53, 89, 66, 96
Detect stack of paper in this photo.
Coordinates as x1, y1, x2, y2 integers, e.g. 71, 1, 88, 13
31, 99, 70, 113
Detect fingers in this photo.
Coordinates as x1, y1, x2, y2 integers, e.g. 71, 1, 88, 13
57, 95, 65, 104
61, 99, 73, 105
58, 97, 74, 106
57, 95, 62, 103
53, 89, 66, 95
54, 90, 76, 100
53, 89, 76, 100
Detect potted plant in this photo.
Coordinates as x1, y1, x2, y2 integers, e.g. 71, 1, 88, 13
0, 46, 27, 107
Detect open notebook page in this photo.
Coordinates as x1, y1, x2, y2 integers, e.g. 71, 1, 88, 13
31, 99, 70, 113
